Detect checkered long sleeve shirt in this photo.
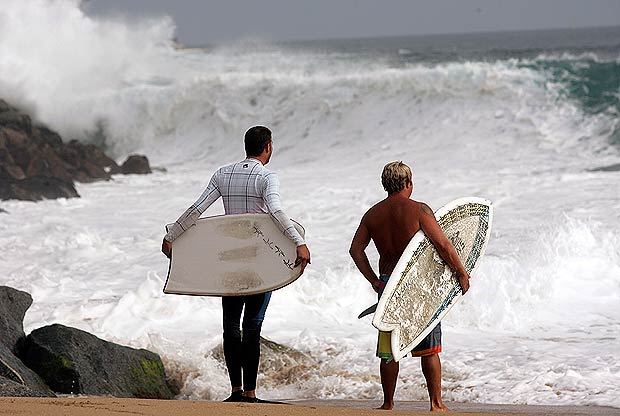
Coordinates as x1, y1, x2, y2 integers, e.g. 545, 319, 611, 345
164, 158, 305, 246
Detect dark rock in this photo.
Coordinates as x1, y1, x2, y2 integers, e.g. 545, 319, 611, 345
0, 112, 79, 200
32, 126, 63, 149
24, 144, 73, 182
0, 99, 32, 135
0, 97, 151, 201
0, 286, 33, 354
0, 286, 54, 397
0, 343, 55, 397
211, 337, 317, 386
0, 376, 51, 397
60, 140, 120, 181
121, 155, 151, 175
18, 324, 174, 399
0, 176, 78, 201
0, 136, 26, 180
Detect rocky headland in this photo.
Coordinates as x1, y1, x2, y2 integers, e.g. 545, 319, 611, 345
0, 98, 151, 201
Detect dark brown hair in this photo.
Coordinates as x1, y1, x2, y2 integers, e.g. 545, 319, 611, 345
244, 126, 272, 156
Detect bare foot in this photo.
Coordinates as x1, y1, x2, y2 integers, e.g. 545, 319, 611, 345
376, 402, 394, 410
430, 403, 450, 412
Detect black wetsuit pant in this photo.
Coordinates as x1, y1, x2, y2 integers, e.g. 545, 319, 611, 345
222, 292, 272, 391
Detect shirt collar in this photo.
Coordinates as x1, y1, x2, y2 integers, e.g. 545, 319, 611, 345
244, 157, 263, 165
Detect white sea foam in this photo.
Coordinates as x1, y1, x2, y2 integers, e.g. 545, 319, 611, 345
1, 0, 619, 408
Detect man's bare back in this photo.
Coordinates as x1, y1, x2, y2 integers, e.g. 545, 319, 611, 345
349, 162, 470, 412
350, 181, 470, 295
362, 195, 423, 276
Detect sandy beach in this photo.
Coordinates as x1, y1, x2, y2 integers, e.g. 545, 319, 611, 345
0, 398, 618, 416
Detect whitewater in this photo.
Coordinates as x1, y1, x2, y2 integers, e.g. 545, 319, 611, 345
1, 0, 620, 407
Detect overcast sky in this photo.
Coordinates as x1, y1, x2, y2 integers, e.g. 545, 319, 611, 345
85, 0, 620, 45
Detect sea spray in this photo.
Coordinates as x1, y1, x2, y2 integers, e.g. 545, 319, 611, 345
1, 0, 619, 407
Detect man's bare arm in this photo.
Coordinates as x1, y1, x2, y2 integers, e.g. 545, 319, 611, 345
162, 239, 172, 259
419, 203, 471, 294
349, 220, 382, 292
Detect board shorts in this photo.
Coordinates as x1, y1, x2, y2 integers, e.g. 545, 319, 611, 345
376, 275, 442, 361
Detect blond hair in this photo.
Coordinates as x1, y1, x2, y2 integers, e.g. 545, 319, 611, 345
381, 161, 412, 194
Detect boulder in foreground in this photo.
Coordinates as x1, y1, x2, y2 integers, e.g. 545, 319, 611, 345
18, 324, 174, 399
0, 286, 33, 353
0, 375, 52, 397
0, 286, 55, 397
0, 343, 55, 397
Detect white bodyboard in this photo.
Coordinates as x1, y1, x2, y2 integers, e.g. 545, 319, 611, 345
164, 213, 304, 296
372, 197, 493, 361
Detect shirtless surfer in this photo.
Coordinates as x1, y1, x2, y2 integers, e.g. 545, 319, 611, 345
349, 161, 470, 411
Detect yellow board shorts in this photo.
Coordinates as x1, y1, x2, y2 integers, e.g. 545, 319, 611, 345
376, 275, 442, 361
377, 323, 442, 360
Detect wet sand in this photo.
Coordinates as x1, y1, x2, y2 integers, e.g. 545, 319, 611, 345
0, 398, 617, 416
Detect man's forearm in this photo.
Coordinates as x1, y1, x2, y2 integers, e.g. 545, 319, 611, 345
436, 241, 468, 277
165, 205, 201, 242
270, 209, 305, 246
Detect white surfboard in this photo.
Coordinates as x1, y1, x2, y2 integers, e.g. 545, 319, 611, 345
163, 213, 305, 296
371, 197, 493, 362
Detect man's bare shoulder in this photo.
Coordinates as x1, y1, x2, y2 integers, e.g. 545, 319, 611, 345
416, 201, 435, 217
359, 203, 375, 222
360, 199, 388, 223
362, 197, 423, 223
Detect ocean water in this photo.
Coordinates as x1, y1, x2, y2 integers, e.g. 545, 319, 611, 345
1, 0, 620, 407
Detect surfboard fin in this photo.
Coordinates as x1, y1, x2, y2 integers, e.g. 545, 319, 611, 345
357, 303, 377, 319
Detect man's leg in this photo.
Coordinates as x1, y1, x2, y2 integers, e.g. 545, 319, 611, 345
222, 296, 244, 399
421, 354, 449, 412
240, 291, 271, 398
379, 359, 399, 410
412, 323, 447, 412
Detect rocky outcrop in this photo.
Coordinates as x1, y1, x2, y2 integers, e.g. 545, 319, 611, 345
0, 376, 51, 397
59, 139, 120, 182
121, 155, 151, 174
0, 285, 174, 399
18, 324, 174, 399
0, 286, 33, 354
0, 343, 55, 397
0, 98, 152, 201
0, 286, 55, 397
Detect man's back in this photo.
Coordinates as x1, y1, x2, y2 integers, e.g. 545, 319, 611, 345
363, 195, 421, 275
349, 160, 468, 412
214, 158, 276, 215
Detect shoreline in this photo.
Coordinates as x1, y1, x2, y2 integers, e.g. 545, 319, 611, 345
0, 398, 617, 416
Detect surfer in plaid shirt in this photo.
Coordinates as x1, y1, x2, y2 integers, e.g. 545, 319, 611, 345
350, 161, 469, 412
162, 126, 310, 403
